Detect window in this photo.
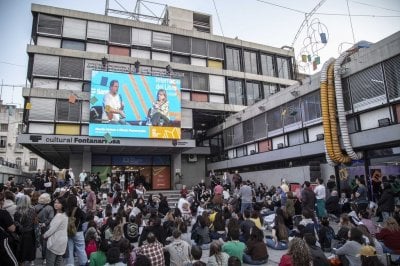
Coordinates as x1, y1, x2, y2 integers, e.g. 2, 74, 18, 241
172, 55, 190, 64
62, 40, 85, 51
244, 50, 258, 74
263, 83, 279, 97
347, 116, 360, 133
17, 124, 23, 134
57, 100, 81, 121
233, 123, 243, 146
59, 57, 84, 79
261, 53, 276, 77
253, 113, 267, 140
87, 21, 109, 41
174, 70, 191, 90
192, 73, 208, 91
243, 119, 254, 143
342, 78, 352, 111
302, 91, 321, 122
0, 124, 8, 132
29, 98, 56, 121
37, 36, 61, 48
131, 49, 151, 59
191, 38, 207, 56
385, 55, 400, 101
349, 64, 387, 111
226, 47, 241, 71
173, 35, 191, 54
152, 32, 172, 51
109, 46, 130, 56
16, 158, 21, 168
131, 28, 151, 47
62, 18, 86, 40
267, 107, 283, 131
246, 82, 261, 106
33, 54, 59, 77
283, 99, 301, 126
276, 56, 291, 79
208, 41, 224, 59
223, 127, 234, 147
37, 14, 62, 36
29, 158, 38, 171
110, 24, 131, 45
86, 43, 107, 53
0, 136, 6, 148
288, 131, 306, 146
209, 75, 225, 94
227, 79, 244, 105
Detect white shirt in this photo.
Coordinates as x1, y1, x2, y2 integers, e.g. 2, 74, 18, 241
79, 172, 87, 182
314, 184, 326, 200
102, 93, 122, 121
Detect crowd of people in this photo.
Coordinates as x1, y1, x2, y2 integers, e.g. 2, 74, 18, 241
0, 169, 399, 266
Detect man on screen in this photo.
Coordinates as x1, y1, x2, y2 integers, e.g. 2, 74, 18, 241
102, 80, 126, 124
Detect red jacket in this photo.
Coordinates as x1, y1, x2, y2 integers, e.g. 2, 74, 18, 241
279, 254, 293, 266
376, 228, 400, 251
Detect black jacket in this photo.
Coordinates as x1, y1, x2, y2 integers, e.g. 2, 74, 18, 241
378, 189, 395, 212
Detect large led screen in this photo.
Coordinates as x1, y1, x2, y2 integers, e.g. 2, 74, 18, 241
89, 71, 181, 139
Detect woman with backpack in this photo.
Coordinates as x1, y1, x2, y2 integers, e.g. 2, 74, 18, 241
43, 197, 68, 266
65, 194, 88, 266
35, 193, 54, 262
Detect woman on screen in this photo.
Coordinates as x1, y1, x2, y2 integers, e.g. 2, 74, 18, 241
146, 89, 169, 126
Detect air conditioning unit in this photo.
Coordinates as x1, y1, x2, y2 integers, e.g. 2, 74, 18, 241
316, 134, 324, 141
378, 118, 390, 127
250, 150, 256, 155
277, 143, 284, 149
188, 154, 198, 162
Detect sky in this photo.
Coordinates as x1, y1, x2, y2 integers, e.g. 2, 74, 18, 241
0, 0, 399, 107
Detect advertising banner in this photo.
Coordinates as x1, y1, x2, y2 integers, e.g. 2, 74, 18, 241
89, 71, 181, 139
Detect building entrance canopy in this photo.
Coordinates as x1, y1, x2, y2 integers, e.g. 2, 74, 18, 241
17, 134, 195, 168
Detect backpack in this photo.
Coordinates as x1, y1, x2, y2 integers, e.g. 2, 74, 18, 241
125, 222, 139, 241
67, 207, 78, 237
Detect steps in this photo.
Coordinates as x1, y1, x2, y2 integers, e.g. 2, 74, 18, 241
146, 190, 182, 208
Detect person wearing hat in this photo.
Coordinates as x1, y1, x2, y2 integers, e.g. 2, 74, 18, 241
358, 245, 384, 266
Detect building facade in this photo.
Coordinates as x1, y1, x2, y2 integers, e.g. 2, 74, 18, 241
0, 101, 51, 183
19, 4, 297, 189
207, 31, 400, 189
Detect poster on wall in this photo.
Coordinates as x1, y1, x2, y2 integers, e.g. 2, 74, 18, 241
89, 71, 181, 139
152, 166, 171, 190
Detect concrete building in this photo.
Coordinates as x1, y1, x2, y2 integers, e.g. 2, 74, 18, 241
18, 4, 297, 189
0, 101, 52, 183
207, 31, 400, 189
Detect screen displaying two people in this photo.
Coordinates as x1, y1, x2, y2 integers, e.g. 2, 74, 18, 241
90, 71, 181, 127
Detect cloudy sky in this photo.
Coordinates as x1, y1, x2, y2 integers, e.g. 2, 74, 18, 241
0, 0, 399, 107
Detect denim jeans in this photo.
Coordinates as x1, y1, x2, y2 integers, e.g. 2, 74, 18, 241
243, 253, 268, 265
47, 250, 63, 266
65, 231, 87, 266
241, 202, 253, 214
266, 238, 288, 250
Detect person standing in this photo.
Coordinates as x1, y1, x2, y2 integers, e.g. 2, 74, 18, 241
239, 181, 253, 213
35, 193, 55, 262
79, 170, 87, 189
314, 178, 327, 218
14, 195, 37, 265
85, 184, 97, 215
0, 192, 18, 266
69, 168, 75, 187
43, 197, 68, 266
327, 175, 337, 196
377, 182, 395, 222
301, 181, 316, 214
232, 170, 242, 189
120, 172, 126, 191
354, 177, 369, 212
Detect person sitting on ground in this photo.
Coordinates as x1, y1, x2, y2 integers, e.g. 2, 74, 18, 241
210, 211, 226, 240
183, 245, 205, 266
207, 241, 229, 266
243, 226, 268, 265
138, 216, 167, 246
240, 209, 255, 243
192, 215, 211, 249
335, 213, 352, 247
89, 239, 108, 266
137, 232, 165, 266
318, 217, 335, 252
164, 229, 191, 266
358, 209, 377, 236
357, 224, 386, 266
266, 208, 289, 250
104, 246, 126, 266
359, 245, 384, 266
303, 233, 330, 266
332, 227, 364, 266
375, 217, 400, 256
278, 237, 312, 266
222, 228, 246, 264
326, 190, 340, 219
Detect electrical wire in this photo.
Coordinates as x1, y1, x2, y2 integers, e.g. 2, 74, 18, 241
0, 61, 26, 67
346, 0, 357, 43
212, 0, 225, 37
349, 0, 400, 13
